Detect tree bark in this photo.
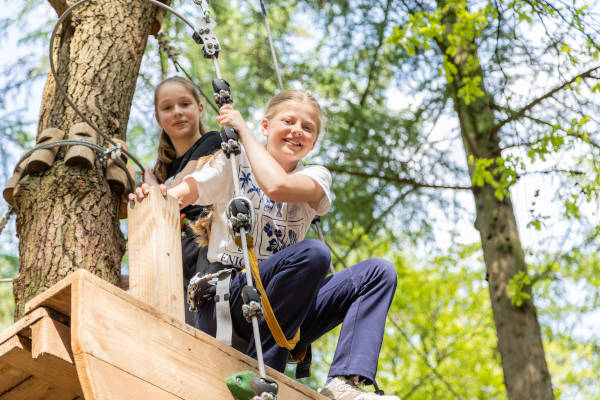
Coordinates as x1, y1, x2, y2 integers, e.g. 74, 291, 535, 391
438, 2, 555, 399
12, 0, 157, 318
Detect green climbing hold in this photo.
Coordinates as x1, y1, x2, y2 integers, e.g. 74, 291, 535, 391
226, 370, 258, 400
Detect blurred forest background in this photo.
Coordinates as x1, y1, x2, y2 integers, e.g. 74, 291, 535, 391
1, 0, 599, 398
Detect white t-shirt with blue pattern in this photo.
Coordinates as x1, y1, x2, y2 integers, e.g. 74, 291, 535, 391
186, 149, 331, 268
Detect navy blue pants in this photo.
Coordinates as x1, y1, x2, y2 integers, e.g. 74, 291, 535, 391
195, 239, 397, 382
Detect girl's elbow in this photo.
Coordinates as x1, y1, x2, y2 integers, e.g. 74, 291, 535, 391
262, 183, 288, 202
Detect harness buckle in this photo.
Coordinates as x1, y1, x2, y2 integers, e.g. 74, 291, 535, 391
187, 268, 235, 311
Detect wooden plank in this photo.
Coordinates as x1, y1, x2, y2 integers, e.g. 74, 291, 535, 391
31, 315, 74, 363
24, 271, 79, 316
0, 335, 82, 397
0, 307, 50, 345
0, 375, 80, 400
128, 186, 185, 321
71, 272, 324, 400
0, 361, 29, 394
76, 353, 182, 400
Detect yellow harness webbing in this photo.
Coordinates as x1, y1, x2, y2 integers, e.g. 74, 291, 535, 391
235, 235, 300, 350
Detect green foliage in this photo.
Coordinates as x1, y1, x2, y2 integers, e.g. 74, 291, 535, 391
528, 249, 600, 399
0, 281, 14, 331
0, 253, 17, 331
468, 154, 521, 201
506, 271, 531, 307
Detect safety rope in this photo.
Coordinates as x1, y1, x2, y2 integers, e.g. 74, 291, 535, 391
236, 236, 300, 350
258, 0, 284, 91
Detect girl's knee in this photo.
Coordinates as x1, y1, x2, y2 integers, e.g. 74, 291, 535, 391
302, 239, 331, 275
369, 258, 398, 288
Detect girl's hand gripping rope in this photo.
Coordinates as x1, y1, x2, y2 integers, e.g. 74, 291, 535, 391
216, 104, 252, 140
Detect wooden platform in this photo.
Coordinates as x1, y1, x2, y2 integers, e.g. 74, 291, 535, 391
0, 269, 325, 399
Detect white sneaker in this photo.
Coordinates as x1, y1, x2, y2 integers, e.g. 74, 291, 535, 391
318, 376, 400, 400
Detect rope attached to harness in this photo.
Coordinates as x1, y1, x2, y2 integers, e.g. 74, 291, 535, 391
235, 235, 300, 350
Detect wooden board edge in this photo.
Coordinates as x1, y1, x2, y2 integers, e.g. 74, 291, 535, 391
24, 270, 86, 316
70, 272, 96, 400
0, 308, 50, 347
31, 314, 74, 364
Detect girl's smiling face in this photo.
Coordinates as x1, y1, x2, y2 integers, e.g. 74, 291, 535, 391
155, 81, 203, 154
261, 100, 320, 172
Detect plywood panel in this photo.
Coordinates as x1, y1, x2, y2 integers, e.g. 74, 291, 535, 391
71, 271, 324, 400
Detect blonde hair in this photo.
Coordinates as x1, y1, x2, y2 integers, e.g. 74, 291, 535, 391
264, 90, 323, 135
153, 77, 208, 183
191, 90, 323, 246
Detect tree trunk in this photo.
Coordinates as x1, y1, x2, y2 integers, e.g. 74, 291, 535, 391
12, 0, 157, 318
438, 3, 554, 399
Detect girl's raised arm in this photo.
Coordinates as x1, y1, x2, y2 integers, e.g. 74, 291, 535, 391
216, 105, 326, 208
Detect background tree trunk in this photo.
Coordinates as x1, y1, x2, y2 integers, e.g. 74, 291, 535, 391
12, 0, 157, 318
439, 3, 554, 399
